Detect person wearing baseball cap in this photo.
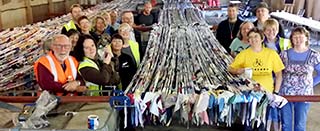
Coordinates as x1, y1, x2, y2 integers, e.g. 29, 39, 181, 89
253, 2, 285, 38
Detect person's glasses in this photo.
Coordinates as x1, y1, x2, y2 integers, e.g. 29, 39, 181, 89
53, 44, 71, 49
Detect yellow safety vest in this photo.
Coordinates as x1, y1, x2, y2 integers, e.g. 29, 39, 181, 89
128, 40, 140, 67
106, 40, 140, 67
63, 20, 77, 32
279, 37, 291, 51
78, 57, 101, 96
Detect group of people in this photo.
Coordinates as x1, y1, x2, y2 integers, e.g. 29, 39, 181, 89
217, 2, 320, 131
32, 1, 320, 131
32, 2, 157, 131
34, 2, 158, 96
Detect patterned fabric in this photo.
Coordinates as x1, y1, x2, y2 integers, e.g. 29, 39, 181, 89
280, 49, 320, 95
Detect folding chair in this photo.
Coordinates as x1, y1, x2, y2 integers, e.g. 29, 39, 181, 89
283, 0, 295, 14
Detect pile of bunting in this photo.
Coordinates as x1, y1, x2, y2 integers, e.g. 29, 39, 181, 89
120, 0, 288, 129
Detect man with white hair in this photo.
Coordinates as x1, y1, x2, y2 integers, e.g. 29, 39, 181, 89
34, 34, 86, 96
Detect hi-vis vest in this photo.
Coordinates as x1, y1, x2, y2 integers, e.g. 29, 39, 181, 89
78, 57, 101, 96
128, 40, 140, 67
106, 40, 140, 67
63, 20, 77, 32
278, 37, 291, 51
34, 51, 79, 95
265, 37, 291, 53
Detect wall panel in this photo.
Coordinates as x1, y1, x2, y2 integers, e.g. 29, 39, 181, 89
1, 0, 25, 12
30, 0, 48, 6
0, 0, 81, 29
1, 8, 27, 28
32, 4, 49, 22
52, 1, 66, 13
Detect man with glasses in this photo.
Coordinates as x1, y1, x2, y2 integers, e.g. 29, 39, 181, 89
34, 34, 86, 96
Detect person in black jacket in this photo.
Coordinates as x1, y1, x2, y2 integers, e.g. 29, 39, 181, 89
216, 3, 243, 53
135, 2, 158, 59
110, 34, 137, 90
135, 2, 158, 26
110, 34, 137, 131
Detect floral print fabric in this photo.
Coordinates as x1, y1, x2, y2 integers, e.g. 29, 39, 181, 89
280, 49, 320, 95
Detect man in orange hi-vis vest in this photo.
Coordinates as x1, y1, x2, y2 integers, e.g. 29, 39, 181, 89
34, 34, 86, 96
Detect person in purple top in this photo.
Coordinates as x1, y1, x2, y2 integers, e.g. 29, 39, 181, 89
279, 26, 320, 131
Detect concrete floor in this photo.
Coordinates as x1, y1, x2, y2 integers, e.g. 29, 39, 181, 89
306, 87, 320, 131
306, 43, 320, 130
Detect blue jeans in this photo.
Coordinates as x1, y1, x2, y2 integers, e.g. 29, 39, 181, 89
280, 102, 310, 131
267, 106, 280, 122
